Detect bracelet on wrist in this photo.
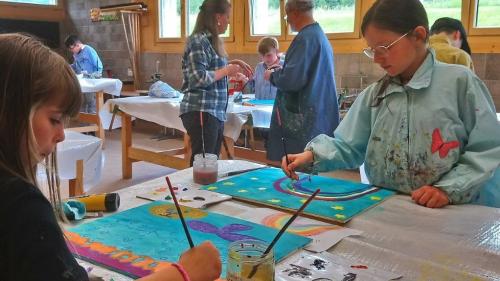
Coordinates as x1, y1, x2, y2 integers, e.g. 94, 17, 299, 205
172, 263, 191, 281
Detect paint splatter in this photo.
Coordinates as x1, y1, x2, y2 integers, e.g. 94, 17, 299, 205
342, 273, 357, 281
311, 258, 327, 270
155, 187, 168, 192
165, 195, 172, 200
179, 198, 192, 203
350, 265, 368, 269
282, 264, 312, 278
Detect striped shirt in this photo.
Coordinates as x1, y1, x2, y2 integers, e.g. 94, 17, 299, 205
180, 32, 228, 121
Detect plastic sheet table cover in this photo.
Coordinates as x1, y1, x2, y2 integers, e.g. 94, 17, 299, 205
57, 130, 103, 191
71, 160, 500, 281
99, 96, 272, 141
78, 77, 123, 96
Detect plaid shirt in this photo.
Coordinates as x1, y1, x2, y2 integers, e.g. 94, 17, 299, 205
180, 32, 228, 121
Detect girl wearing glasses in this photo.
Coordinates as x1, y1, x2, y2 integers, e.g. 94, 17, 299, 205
281, 0, 500, 208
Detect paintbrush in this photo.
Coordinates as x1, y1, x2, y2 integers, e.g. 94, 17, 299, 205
166, 176, 194, 248
275, 107, 290, 165
219, 166, 266, 178
247, 188, 321, 279
200, 111, 206, 158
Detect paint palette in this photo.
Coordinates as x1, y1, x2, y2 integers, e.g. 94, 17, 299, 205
66, 201, 311, 278
137, 186, 232, 208
200, 167, 395, 223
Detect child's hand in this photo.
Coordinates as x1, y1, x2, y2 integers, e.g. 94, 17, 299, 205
232, 72, 249, 84
178, 241, 221, 281
264, 69, 273, 81
411, 185, 450, 208
282, 151, 314, 180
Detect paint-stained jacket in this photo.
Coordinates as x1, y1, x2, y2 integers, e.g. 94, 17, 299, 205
306, 51, 500, 206
267, 22, 340, 161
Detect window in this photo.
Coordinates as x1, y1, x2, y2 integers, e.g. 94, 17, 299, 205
314, 0, 356, 33
159, 0, 182, 38
247, 0, 359, 39
420, 0, 462, 27
159, 0, 231, 39
249, 0, 281, 36
0, 0, 56, 4
187, 0, 231, 37
474, 0, 500, 28
187, 0, 204, 35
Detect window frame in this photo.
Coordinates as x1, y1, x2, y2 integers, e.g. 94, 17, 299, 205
244, 0, 361, 42
0, 0, 64, 21
155, 0, 235, 43
0, 0, 58, 6
467, 0, 500, 35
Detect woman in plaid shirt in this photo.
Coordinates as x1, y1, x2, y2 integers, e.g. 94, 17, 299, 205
180, 0, 252, 165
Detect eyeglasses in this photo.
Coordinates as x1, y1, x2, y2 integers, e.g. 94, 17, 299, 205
363, 31, 410, 59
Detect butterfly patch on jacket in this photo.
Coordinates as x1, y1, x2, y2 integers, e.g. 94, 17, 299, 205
431, 128, 459, 158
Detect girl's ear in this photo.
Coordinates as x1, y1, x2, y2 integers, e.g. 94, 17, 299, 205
413, 26, 428, 42
452, 30, 461, 41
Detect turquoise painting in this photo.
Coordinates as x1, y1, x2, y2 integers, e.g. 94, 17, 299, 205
200, 167, 395, 223
65, 201, 310, 278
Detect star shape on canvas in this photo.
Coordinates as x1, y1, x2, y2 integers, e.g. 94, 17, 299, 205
370, 196, 382, 201
250, 177, 259, 180
223, 182, 236, 186
299, 199, 307, 203
331, 205, 344, 210
258, 187, 267, 191
335, 214, 346, 219
268, 199, 281, 203
238, 189, 248, 193
207, 186, 218, 191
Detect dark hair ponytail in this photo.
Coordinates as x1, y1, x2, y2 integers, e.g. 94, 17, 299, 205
430, 17, 471, 55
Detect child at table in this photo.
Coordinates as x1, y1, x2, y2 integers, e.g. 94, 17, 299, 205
281, 0, 500, 208
236, 37, 283, 100
0, 33, 221, 281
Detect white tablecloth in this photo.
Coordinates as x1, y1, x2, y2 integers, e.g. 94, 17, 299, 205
78, 77, 123, 96
57, 130, 103, 191
72, 160, 500, 281
99, 96, 273, 141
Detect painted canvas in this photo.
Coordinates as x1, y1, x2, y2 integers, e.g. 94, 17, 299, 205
200, 167, 395, 223
66, 201, 311, 278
